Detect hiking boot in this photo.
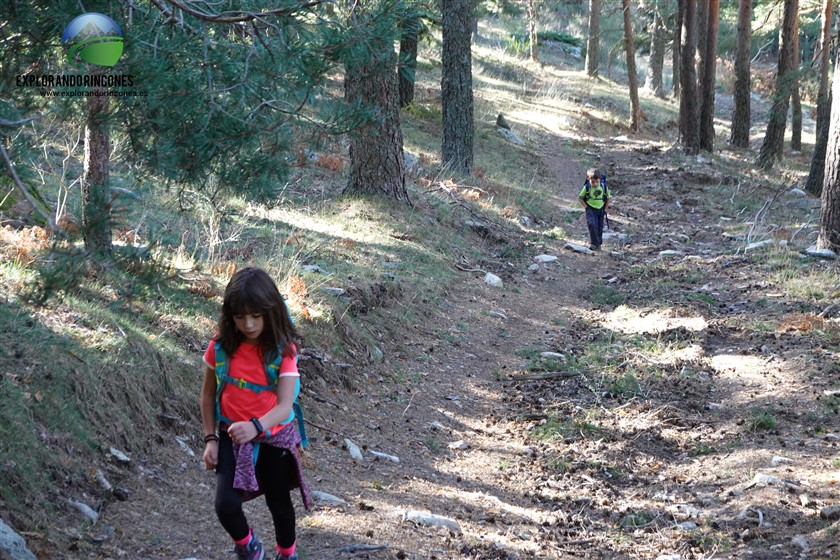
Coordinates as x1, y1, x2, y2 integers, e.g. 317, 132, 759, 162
274, 554, 298, 560
235, 532, 265, 560
589, 244, 597, 251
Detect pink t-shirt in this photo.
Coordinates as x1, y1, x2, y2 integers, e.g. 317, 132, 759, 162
204, 341, 298, 423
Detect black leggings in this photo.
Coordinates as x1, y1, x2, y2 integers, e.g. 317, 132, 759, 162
215, 431, 296, 547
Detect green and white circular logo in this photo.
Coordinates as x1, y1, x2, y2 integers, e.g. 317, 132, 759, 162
62, 13, 123, 68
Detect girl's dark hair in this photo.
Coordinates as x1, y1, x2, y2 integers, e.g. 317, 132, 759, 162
216, 267, 298, 364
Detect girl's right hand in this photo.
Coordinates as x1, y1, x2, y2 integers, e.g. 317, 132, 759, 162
202, 441, 218, 470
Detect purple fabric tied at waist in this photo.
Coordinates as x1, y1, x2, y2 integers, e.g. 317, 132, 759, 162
231, 423, 312, 510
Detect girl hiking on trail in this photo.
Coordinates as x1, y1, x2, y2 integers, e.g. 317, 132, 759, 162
200, 267, 311, 560
579, 168, 611, 251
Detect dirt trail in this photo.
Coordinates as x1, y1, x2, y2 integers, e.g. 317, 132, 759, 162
55, 129, 840, 560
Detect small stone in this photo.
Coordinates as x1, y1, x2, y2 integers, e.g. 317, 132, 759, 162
533, 254, 558, 263
497, 127, 525, 145
402, 510, 462, 532
175, 437, 195, 458
753, 472, 781, 486
109, 447, 131, 463
791, 535, 809, 551
539, 352, 565, 360
311, 490, 346, 506
820, 505, 840, 520
0, 519, 37, 560
67, 499, 99, 523
771, 456, 793, 467
659, 250, 685, 258
484, 273, 503, 288
564, 242, 594, 254
448, 440, 469, 450
344, 438, 364, 461
805, 246, 837, 260
369, 450, 400, 463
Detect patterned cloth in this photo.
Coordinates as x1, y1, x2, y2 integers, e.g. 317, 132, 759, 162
230, 423, 311, 510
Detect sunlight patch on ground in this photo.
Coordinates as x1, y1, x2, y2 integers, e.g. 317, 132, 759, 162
710, 353, 768, 379
603, 305, 708, 334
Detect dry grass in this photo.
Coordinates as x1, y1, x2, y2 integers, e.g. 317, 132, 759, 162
0, 225, 50, 265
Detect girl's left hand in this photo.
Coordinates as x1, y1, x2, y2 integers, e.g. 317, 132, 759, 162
227, 421, 257, 444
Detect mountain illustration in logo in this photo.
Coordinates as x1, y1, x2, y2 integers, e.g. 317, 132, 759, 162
62, 13, 123, 68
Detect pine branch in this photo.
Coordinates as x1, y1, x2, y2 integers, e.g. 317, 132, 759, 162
0, 142, 57, 231
0, 115, 41, 128
160, 0, 330, 23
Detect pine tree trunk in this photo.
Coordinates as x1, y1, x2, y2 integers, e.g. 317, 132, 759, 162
622, 0, 640, 132
695, 0, 707, 102
441, 0, 474, 175
528, 0, 539, 62
679, 0, 699, 154
82, 92, 112, 257
672, 0, 683, 97
399, 15, 420, 108
645, 4, 665, 97
586, 0, 602, 78
729, 0, 753, 148
790, 15, 802, 152
817, 53, 840, 252
345, 35, 408, 202
805, 0, 834, 196
698, 0, 719, 152
756, 0, 798, 170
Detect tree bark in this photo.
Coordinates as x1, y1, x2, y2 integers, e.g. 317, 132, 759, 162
82, 92, 112, 257
790, 13, 802, 152
817, 53, 840, 252
756, 0, 798, 170
672, 0, 683, 97
623, 0, 640, 132
695, 0, 707, 101
698, 0, 719, 152
441, 0, 474, 175
345, 17, 408, 202
399, 14, 420, 108
729, 0, 753, 148
805, 0, 834, 196
586, 0, 602, 78
645, 2, 666, 97
528, 0, 539, 62
679, 0, 699, 154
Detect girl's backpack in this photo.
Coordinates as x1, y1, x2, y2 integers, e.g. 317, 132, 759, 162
213, 342, 308, 447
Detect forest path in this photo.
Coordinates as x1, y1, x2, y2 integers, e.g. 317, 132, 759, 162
65, 126, 840, 560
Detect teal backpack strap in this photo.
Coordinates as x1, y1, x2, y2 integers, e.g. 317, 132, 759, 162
294, 401, 308, 448
214, 342, 227, 423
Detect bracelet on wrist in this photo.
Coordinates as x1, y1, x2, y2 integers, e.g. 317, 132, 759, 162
204, 434, 219, 443
250, 417, 265, 437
